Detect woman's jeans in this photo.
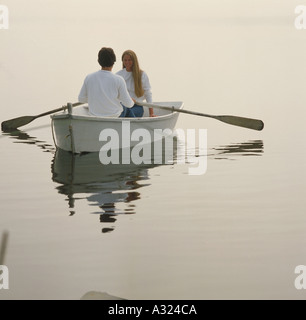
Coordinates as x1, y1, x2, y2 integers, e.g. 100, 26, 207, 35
130, 104, 144, 117
119, 106, 135, 118
119, 104, 144, 118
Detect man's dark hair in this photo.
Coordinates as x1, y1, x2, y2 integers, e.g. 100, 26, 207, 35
98, 47, 116, 67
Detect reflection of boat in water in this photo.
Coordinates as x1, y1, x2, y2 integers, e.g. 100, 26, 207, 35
51, 148, 166, 233
3, 128, 264, 234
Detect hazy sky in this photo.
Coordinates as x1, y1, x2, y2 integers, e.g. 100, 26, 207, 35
6, 0, 296, 21
1, 0, 305, 128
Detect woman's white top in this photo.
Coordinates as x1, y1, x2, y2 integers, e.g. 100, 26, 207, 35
116, 69, 153, 103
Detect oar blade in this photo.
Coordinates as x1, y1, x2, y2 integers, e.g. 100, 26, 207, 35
1, 115, 36, 131
216, 115, 264, 131
137, 101, 264, 131
1, 102, 83, 131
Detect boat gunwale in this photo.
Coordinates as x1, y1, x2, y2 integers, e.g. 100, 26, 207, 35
51, 102, 184, 123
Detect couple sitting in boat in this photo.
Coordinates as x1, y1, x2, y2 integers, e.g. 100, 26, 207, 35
78, 47, 155, 118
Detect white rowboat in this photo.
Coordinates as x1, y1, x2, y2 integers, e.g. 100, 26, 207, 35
51, 101, 183, 153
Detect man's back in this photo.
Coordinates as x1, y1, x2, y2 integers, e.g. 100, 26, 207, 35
78, 70, 133, 117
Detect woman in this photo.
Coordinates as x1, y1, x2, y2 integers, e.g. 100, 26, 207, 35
116, 50, 155, 117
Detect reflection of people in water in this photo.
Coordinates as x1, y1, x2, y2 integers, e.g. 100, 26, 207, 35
87, 179, 141, 212
86, 177, 142, 233
51, 148, 154, 234
100, 210, 116, 233
50, 140, 264, 235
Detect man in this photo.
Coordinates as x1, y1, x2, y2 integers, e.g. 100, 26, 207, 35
78, 47, 135, 117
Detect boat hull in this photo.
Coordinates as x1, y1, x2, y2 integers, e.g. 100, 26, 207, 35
51, 101, 183, 153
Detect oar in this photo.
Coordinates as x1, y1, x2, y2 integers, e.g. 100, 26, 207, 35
1, 102, 83, 131
137, 101, 264, 131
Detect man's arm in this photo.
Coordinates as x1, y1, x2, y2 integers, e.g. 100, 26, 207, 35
118, 77, 134, 108
78, 79, 88, 103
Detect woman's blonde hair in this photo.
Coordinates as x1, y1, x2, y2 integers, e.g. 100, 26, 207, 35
121, 50, 144, 98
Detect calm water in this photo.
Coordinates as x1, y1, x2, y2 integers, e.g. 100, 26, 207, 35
1, 0, 306, 300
